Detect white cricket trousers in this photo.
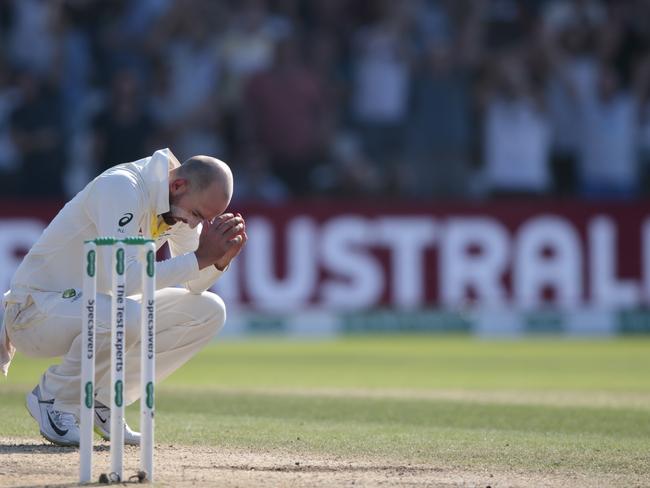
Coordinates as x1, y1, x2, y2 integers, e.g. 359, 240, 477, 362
5, 288, 225, 415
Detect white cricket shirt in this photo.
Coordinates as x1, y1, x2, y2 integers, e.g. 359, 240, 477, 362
3, 148, 224, 309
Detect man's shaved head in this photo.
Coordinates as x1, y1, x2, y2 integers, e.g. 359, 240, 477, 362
177, 156, 233, 200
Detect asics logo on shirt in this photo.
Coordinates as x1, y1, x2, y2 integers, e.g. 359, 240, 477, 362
119, 213, 133, 227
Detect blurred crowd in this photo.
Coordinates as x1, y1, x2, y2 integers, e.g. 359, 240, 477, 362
1, 0, 650, 201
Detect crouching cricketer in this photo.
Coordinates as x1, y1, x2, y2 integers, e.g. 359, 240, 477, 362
0, 148, 247, 446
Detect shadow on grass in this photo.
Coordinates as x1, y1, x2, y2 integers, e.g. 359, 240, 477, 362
0, 442, 109, 454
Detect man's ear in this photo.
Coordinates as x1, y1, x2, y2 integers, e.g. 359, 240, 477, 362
170, 178, 189, 195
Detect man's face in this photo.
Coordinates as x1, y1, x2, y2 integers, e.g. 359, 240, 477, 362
164, 178, 230, 229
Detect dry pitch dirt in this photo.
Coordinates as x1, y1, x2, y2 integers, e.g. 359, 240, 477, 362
0, 437, 639, 488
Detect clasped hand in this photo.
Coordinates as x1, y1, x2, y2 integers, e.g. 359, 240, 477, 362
195, 213, 247, 270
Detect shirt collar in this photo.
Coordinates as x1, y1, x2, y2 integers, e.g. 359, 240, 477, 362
136, 148, 181, 215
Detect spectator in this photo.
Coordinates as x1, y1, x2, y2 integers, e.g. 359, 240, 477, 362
57, 4, 94, 132
92, 69, 154, 173
542, 1, 603, 194
407, 31, 475, 198
576, 62, 638, 198
244, 36, 329, 196
219, 0, 276, 111
147, 1, 222, 159
5, 0, 61, 80
10, 70, 65, 197
637, 54, 650, 193
0, 55, 20, 193
350, 0, 414, 175
217, 0, 277, 150
480, 49, 552, 196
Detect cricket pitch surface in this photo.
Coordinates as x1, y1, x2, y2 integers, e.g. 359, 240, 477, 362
0, 436, 635, 488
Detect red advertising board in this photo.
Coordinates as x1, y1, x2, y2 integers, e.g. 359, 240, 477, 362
1, 199, 649, 312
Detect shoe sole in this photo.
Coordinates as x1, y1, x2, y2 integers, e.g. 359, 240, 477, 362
25, 393, 79, 448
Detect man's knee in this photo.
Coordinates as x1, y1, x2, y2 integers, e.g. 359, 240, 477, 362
193, 292, 227, 337
122, 291, 226, 343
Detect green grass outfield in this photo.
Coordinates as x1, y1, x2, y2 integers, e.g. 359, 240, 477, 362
2, 336, 650, 482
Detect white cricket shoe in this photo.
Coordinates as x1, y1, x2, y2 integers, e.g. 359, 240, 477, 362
93, 401, 141, 446
26, 385, 80, 447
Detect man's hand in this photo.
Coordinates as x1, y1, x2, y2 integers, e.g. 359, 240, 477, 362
195, 213, 248, 270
